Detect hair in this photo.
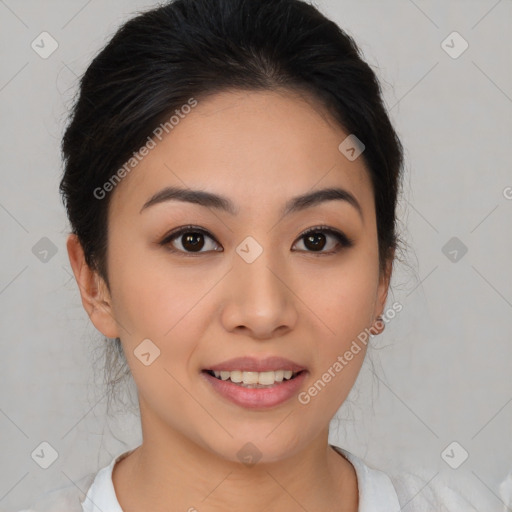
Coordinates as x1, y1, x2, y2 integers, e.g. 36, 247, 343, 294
60, 0, 406, 413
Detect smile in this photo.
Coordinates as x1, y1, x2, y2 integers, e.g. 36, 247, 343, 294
204, 369, 304, 388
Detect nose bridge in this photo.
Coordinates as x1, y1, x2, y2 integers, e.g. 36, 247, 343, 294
221, 235, 297, 336
235, 235, 284, 304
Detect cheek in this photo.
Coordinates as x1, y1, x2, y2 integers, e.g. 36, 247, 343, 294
108, 238, 216, 340
106, 253, 220, 405
297, 253, 379, 336
295, 271, 375, 424
109, 261, 209, 416
294, 252, 377, 404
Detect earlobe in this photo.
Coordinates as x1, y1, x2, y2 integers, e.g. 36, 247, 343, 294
66, 234, 120, 339
369, 315, 385, 336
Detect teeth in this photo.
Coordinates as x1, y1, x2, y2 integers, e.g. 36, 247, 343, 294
210, 369, 299, 385
257, 371, 275, 385
230, 370, 243, 383
243, 371, 259, 385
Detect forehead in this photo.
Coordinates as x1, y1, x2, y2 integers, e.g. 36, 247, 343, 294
109, 89, 374, 220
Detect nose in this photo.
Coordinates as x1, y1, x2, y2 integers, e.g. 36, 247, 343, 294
220, 247, 298, 340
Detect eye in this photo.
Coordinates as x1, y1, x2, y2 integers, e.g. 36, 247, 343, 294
159, 225, 222, 256
293, 225, 354, 255
159, 224, 354, 256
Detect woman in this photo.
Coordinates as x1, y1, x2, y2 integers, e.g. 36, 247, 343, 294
18, 0, 501, 510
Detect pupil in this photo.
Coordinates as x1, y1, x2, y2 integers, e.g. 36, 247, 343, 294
183, 232, 204, 251
305, 232, 326, 251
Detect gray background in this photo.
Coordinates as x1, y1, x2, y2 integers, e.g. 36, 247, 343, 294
1, 0, 511, 510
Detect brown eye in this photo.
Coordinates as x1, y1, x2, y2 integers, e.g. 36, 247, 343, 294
293, 226, 354, 254
160, 226, 221, 255
180, 232, 206, 251
303, 231, 328, 251
160, 224, 354, 257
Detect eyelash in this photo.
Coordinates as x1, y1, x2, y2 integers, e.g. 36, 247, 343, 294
159, 224, 354, 257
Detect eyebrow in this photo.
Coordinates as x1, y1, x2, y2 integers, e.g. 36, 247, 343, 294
140, 185, 363, 221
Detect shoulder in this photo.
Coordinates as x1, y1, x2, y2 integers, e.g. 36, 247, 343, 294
332, 444, 503, 512
15, 472, 95, 512
16, 447, 136, 512
387, 466, 502, 512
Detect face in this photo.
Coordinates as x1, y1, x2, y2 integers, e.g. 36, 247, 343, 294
76, 89, 391, 464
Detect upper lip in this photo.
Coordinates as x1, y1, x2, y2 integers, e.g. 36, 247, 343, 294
205, 356, 307, 373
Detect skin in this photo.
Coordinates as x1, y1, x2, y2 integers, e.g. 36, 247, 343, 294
67, 89, 392, 512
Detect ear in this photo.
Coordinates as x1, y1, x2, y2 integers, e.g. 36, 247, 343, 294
374, 249, 395, 319
66, 234, 120, 339
368, 253, 394, 337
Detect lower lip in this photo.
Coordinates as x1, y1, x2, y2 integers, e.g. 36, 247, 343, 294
201, 371, 308, 409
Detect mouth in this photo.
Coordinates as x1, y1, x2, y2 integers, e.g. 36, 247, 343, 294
202, 369, 306, 388
201, 356, 308, 408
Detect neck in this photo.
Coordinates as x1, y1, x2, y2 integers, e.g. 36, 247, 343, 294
112, 407, 358, 512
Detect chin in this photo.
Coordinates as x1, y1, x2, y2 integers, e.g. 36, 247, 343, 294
201, 432, 308, 466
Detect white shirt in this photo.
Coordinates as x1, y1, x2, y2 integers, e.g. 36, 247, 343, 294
17, 444, 506, 511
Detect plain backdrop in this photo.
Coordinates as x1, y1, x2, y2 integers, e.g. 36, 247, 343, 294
1, 0, 511, 510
